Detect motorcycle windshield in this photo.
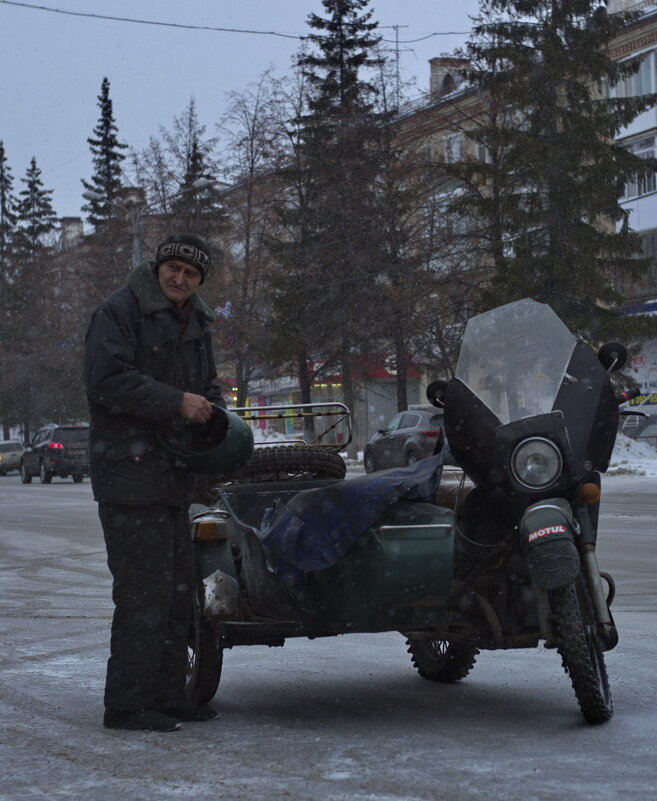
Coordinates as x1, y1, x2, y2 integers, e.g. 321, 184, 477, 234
455, 298, 577, 425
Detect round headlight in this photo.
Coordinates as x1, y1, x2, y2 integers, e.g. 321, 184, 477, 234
511, 437, 562, 489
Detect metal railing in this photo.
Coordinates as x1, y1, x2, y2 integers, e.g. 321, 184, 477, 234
231, 402, 352, 450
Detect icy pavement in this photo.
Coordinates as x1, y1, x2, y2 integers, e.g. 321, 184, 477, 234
0, 435, 655, 800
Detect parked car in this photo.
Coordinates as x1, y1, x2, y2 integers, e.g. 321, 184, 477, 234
636, 416, 657, 449
20, 424, 90, 484
364, 407, 448, 473
0, 440, 24, 475
623, 413, 657, 450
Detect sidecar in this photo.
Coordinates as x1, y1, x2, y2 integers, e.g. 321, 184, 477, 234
187, 466, 456, 704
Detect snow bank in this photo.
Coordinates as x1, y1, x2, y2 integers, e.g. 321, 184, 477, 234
607, 432, 657, 477
251, 427, 303, 447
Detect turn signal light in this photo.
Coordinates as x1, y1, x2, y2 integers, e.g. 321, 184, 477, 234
579, 483, 601, 505
193, 518, 229, 542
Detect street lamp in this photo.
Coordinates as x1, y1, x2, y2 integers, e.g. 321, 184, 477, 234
82, 177, 215, 269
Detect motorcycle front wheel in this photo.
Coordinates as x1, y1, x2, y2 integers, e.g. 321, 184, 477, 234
549, 576, 613, 724
406, 637, 479, 682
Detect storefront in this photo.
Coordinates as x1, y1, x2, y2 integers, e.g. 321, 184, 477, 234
241, 356, 425, 450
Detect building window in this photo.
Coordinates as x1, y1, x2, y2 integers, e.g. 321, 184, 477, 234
641, 231, 657, 291
614, 230, 657, 295
623, 135, 657, 199
443, 133, 464, 163
442, 74, 457, 95
610, 53, 654, 98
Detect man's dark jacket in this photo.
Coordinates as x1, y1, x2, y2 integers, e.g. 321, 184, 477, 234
84, 261, 223, 508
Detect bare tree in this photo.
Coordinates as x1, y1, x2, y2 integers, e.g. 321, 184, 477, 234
216, 73, 291, 406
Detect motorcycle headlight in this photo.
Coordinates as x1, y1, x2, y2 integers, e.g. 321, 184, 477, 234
511, 437, 562, 489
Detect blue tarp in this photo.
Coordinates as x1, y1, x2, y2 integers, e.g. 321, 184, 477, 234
260, 452, 446, 574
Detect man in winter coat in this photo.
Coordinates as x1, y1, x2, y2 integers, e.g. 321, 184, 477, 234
84, 233, 224, 732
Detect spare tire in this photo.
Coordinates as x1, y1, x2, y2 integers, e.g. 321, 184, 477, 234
237, 445, 346, 483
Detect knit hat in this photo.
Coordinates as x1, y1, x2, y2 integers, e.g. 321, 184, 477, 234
154, 234, 211, 283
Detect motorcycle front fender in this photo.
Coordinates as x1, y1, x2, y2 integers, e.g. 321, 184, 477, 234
519, 498, 581, 590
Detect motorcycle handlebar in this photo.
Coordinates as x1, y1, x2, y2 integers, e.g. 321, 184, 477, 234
616, 387, 641, 405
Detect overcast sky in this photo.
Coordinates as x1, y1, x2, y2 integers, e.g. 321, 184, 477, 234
0, 0, 480, 219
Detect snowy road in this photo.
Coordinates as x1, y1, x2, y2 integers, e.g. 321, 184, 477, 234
0, 473, 655, 801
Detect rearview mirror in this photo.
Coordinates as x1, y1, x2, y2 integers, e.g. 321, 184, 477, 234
597, 342, 627, 372
426, 379, 448, 408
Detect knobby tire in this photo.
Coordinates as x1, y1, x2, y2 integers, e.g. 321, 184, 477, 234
549, 577, 613, 724
237, 445, 346, 483
406, 637, 479, 682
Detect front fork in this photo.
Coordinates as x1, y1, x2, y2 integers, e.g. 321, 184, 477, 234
572, 503, 618, 650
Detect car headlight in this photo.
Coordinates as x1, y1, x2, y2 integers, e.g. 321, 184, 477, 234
511, 437, 562, 489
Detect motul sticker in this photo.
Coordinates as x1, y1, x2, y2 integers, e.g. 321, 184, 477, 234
528, 524, 566, 543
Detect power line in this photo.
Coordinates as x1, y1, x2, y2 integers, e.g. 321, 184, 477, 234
0, 0, 302, 38
0, 1, 471, 42
381, 32, 470, 43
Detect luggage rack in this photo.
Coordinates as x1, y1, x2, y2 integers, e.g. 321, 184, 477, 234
230, 402, 352, 450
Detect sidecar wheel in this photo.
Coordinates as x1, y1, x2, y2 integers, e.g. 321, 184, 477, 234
236, 445, 346, 483
186, 598, 222, 705
406, 637, 479, 682
549, 577, 613, 724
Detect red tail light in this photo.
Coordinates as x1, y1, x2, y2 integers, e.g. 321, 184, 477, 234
48, 442, 64, 450
420, 430, 442, 438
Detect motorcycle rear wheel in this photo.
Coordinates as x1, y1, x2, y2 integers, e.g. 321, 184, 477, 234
186, 597, 222, 705
549, 576, 613, 724
406, 637, 479, 682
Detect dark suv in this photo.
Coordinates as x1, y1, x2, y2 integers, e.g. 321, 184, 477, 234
20, 424, 90, 484
364, 407, 447, 473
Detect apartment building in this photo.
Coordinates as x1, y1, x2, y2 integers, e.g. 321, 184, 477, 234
609, 0, 657, 408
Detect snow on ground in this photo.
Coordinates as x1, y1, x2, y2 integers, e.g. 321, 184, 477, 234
251, 427, 303, 446
608, 433, 657, 477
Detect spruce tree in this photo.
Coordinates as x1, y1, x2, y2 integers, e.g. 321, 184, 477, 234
13, 157, 58, 259
272, 0, 385, 447
0, 141, 18, 438
171, 134, 223, 234
81, 77, 128, 227
7, 157, 58, 439
0, 140, 16, 277
449, 0, 657, 338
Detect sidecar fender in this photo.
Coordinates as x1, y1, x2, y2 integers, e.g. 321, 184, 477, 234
519, 498, 581, 590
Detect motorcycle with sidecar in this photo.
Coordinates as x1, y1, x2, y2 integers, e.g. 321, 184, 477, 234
182, 299, 634, 724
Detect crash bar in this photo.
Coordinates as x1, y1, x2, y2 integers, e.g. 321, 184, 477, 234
379, 524, 453, 532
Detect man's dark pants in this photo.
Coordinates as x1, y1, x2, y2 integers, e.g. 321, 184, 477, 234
99, 503, 193, 712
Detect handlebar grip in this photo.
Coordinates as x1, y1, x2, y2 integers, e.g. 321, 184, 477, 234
616, 387, 641, 405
